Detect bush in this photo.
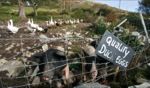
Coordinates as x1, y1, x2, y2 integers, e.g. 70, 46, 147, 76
71, 9, 86, 19
105, 12, 118, 23
126, 13, 142, 31
97, 8, 112, 16
60, 10, 69, 15
94, 18, 107, 35
81, 2, 92, 9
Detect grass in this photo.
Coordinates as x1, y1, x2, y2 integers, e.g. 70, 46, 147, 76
55, 25, 74, 30
0, 1, 96, 23
0, 6, 19, 21
71, 45, 82, 54
0, 3, 96, 25
0, 5, 62, 23
26, 6, 62, 22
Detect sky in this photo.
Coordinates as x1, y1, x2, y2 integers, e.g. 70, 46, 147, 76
88, 0, 140, 12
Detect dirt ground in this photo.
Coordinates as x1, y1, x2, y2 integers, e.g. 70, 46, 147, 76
0, 21, 93, 59
0, 21, 94, 88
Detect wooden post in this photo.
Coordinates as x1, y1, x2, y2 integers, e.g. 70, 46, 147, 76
140, 13, 150, 43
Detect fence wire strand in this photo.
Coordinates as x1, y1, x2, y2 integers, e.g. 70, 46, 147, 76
0, 32, 150, 88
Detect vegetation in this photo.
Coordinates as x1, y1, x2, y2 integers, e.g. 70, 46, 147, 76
71, 8, 86, 19
0, 0, 150, 88
0, 0, 128, 22
138, 0, 150, 15
1, 0, 148, 31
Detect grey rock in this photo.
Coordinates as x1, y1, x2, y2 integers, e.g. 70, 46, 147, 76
56, 46, 65, 52
39, 34, 49, 43
74, 82, 110, 88
27, 47, 31, 49
42, 44, 48, 52
0, 60, 25, 77
5, 44, 14, 51
0, 59, 7, 67
83, 45, 96, 56
128, 82, 150, 88
31, 76, 41, 86
68, 42, 72, 45
137, 78, 149, 84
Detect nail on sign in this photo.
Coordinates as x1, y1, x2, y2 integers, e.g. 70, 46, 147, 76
95, 30, 135, 70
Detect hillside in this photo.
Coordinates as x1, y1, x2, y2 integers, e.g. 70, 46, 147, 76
0, 0, 150, 88
0, 0, 131, 21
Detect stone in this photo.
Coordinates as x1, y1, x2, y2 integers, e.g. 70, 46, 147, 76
148, 63, 150, 66
128, 82, 150, 88
74, 82, 110, 88
39, 34, 49, 43
83, 44, 96, 56
0, 60, 25, 77
68, 42, 72, 45
136, 78, 149, 84
0, 59, 7, 67
5, 44, 14, 51
42, 44, 48, 52
31, 76, 41, 86
56, 46, 65, 52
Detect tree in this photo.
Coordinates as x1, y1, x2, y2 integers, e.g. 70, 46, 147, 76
29, 0, 54, 16
28, 0, 51, 16
28, 0, 41, 16
138, 0, 150, 15
18, 0, 26, 18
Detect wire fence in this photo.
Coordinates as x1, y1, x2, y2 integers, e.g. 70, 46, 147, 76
0, 17, 150, 88
0, 32, 150, 88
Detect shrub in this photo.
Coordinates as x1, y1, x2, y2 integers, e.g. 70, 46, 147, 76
81, 2, 92, 9
105, 12, 118, 23
94, 18, 107, 35
60, 9, 69, 16
126, 13, 142, 31
71, 9, 86, 19
96, 8, 112, 16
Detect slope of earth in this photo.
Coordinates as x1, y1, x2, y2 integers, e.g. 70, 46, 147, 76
0, 21, 93, 61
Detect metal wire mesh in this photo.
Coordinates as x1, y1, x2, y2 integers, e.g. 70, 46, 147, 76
0, 18, 150, 88
0, 34, 149, 88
